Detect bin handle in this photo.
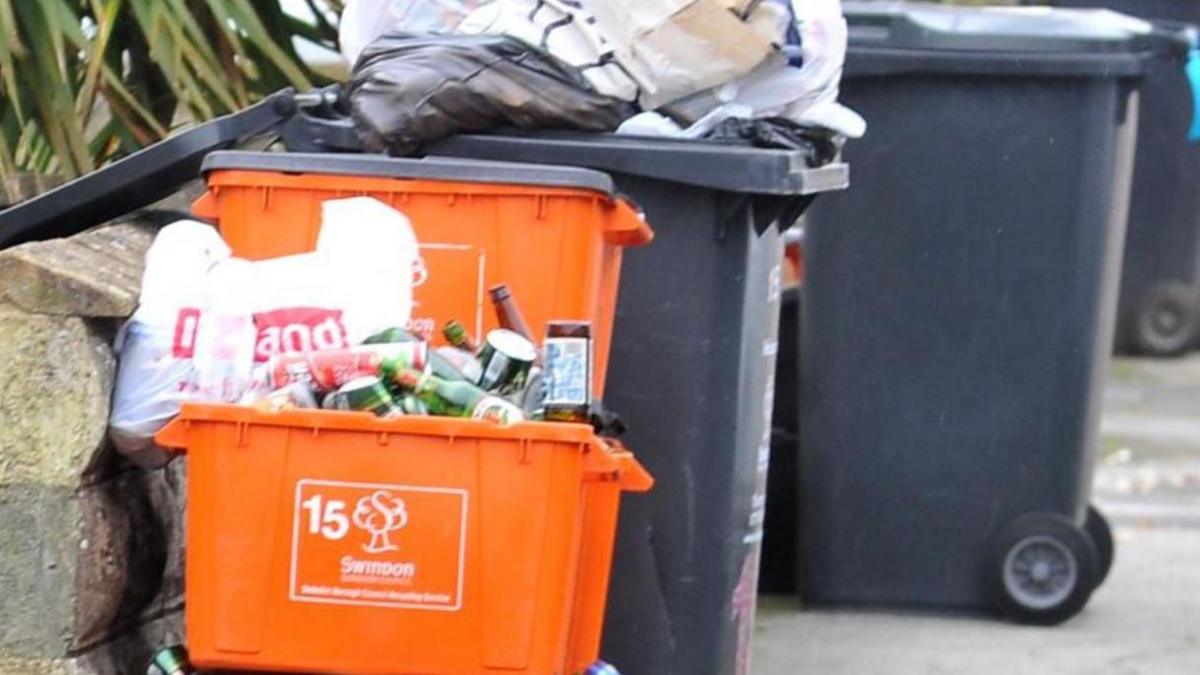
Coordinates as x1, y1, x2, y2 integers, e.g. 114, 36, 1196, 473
615, 454, 654, 493
154, 417, 190, 454
604, 198, 654, 247
192, 190, 219, 222
585, 437, 654, 492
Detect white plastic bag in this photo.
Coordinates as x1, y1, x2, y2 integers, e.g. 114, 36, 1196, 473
317, 196, 418, 339
617, 104, 754, 138
108, 198, 420, 467
780, 0, 866, 138
457, 0, 640, 102
191, 257, 257, 403
233, 196, 419, 372
339, 0, 496, 65
108, 221, 231, 467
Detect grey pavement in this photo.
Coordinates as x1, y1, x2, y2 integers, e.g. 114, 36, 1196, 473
754, 355, 1200, 674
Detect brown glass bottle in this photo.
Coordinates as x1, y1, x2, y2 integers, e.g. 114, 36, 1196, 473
488, 284, 536, 344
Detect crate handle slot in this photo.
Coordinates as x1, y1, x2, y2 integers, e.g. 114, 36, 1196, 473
154, 417, 190, 454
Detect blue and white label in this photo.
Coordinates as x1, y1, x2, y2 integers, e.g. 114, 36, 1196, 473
544, 337, 590, 406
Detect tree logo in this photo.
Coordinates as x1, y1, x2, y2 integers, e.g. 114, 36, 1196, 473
352, 490, 409, 554
412, 256, 429, 289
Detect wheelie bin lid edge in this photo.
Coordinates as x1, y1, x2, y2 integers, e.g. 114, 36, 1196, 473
202, 151, 617, 196
427, 132, 850, 196
843, 1, 1172, 78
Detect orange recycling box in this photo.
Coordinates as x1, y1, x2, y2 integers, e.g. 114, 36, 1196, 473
156, 405, 652, 674
192, 152, 653, 394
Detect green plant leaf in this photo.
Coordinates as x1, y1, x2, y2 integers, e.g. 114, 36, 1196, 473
2, 0, 344, 176
77, 0, 123, 126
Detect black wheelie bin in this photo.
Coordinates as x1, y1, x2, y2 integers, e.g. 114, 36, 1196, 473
797, 2, 1149, 625
431, 133, 848, 674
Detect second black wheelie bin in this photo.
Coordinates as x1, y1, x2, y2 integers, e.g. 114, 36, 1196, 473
432, 133, 847, 674
1041, 2, 1200, 354
797, 2, 1148, 625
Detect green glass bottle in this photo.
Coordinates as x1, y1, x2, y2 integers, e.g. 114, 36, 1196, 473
442, 319, 480, 353
363, 326, 471, 382
394, 368, 488, 417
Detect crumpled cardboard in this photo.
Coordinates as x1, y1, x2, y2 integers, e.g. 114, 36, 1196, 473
581, 0, 779, 109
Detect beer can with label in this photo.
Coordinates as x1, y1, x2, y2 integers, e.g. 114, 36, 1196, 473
328, 376, 405, 418
543, 321, 592, 423
267, 343, 428, 392
477, 329, 537, 395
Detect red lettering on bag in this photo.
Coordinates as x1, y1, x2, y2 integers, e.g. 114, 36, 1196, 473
172, 308, 202, 358
253, 307, 349, 362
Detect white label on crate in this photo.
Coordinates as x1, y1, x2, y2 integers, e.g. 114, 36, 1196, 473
404, 243, 486, 341
289, 479, 468, 611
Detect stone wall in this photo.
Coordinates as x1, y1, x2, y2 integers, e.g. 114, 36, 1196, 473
0, 221, 184, 674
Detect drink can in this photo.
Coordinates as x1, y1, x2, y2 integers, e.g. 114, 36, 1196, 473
329, 376, 405, 418
266, 343, 428, 392
543, 321, 592, 423
477, 329, 537, 394
400, 394, 430, 416
471, 396, 526, 425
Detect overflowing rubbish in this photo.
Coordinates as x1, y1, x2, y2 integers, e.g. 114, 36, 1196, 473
344, 0, 863, 157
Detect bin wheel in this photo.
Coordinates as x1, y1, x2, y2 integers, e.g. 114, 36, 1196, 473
991, 513, 1100, 626
1132, 281, 1200, 357
1085, 504, 1115, 587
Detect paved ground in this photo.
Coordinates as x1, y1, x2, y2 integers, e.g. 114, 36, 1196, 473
754, 355, 1200, 674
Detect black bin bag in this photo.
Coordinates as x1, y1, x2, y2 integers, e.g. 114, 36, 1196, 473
348, 33, 634, 156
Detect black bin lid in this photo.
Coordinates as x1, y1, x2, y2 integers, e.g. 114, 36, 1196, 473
843, 1, 1175, 77
202, 151, 617, 196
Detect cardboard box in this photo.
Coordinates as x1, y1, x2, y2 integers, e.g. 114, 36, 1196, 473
582, 0, 777, 108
